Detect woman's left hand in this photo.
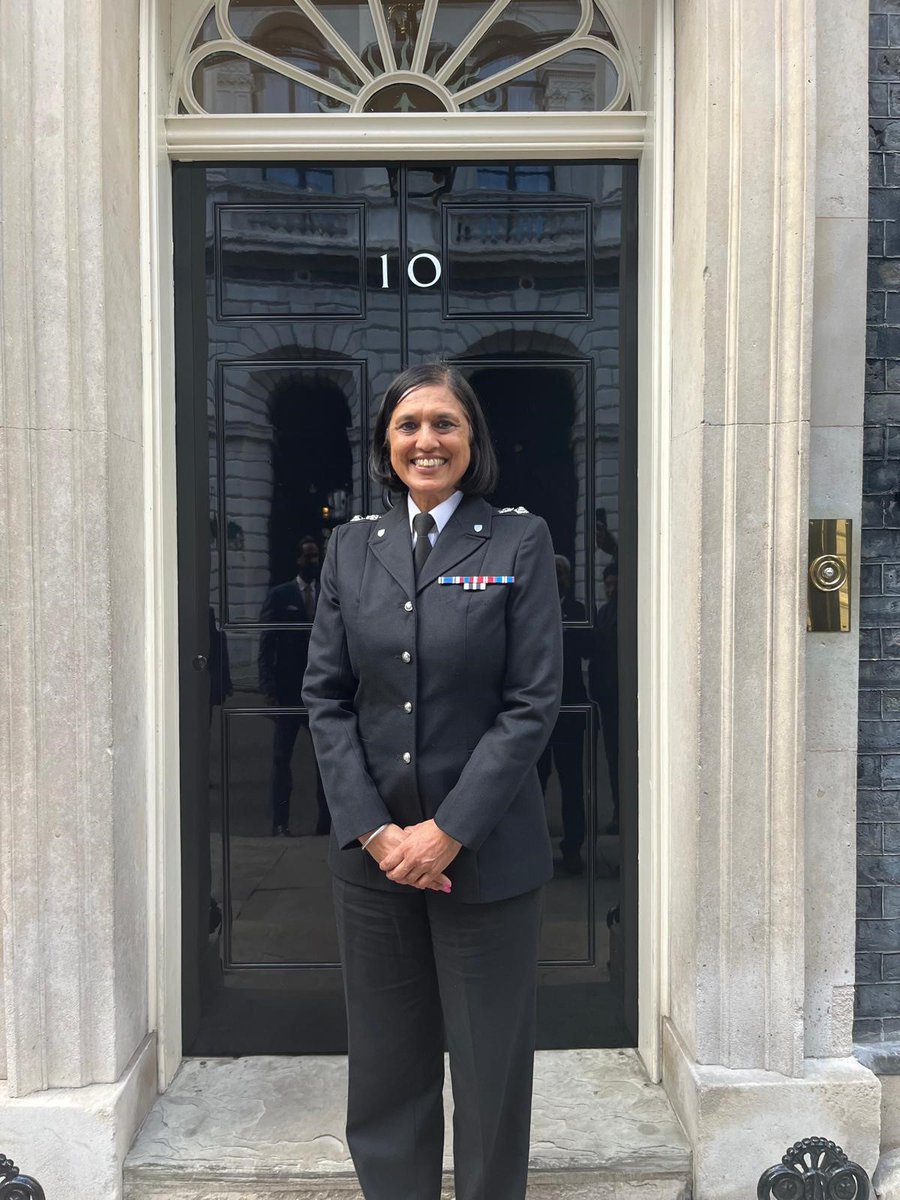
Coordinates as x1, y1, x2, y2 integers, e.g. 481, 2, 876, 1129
378, 819, 462, 889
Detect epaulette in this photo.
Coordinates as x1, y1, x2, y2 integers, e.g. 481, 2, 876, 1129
349, 514, 381, 522
497, 506, 530, 515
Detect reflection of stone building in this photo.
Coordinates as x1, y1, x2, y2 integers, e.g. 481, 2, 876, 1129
208, 163, 623, 648
0, 2, 889, 1199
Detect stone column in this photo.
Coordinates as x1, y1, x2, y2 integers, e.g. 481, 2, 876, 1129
664, 0, 879, 1195
0, 0, 156, 1193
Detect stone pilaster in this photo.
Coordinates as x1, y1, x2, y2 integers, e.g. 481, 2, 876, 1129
669, 0, 814, 1082
664, 0, 879, 1194
0, 0, 151, 1129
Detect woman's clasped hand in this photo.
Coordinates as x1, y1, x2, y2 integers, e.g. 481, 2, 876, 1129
363, 819, 461, 892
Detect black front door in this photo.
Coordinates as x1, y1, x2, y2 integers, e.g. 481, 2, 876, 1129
174, 160, 638, 1055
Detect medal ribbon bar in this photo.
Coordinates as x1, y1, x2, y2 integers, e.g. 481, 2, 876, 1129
438, 575, 515, 591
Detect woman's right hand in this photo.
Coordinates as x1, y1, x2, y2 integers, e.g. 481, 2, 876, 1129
360, 824, 451, 892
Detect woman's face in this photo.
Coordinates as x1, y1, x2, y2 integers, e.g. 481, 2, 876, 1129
388, 383, 472, 509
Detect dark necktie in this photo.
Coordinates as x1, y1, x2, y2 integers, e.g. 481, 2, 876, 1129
302, 582, 315, 621
412, 511, 436, 577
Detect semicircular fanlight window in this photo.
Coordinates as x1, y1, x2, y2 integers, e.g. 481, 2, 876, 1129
177, 0, 630, 115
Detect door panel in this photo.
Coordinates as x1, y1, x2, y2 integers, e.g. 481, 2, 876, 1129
175, 160, 637, 1055
216, 204, 368, 318
441, 203, 592, 317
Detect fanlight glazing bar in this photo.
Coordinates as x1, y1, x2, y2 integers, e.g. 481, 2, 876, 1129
293, 0, 374, 85
412, 0, 441, 75
215, 0, 237, 42
367, 0, 397, 73
433, 0, 514, 86
576, 0, 596, 37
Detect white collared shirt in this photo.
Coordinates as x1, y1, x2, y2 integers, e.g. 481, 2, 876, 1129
407, 490, 464, 548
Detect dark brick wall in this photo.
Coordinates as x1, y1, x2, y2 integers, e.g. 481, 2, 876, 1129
855, 6, 900, 1043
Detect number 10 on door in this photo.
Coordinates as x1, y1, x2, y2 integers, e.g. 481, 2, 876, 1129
380, 253, 442, 289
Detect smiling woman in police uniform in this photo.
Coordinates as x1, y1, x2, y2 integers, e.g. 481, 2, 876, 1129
302, 362, 563, 1200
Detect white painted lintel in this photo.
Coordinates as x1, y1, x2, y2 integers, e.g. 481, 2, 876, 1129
165, 111, 647, 161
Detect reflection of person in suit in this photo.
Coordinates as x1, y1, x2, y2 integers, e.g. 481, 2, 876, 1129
302, 363, 563, 1200
589, 559, 619, 835
537, 555, 592, 875
258, 537, 330, 837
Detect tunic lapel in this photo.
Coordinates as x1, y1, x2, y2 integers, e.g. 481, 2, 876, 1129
368, 502, 415, 599
416, 495, 492, 594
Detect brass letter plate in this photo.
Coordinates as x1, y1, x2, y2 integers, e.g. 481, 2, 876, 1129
807, 519, 851, 633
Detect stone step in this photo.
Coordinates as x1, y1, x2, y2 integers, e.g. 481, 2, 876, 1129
875, 1149, 900, 1200
124, 1049, 691, 1200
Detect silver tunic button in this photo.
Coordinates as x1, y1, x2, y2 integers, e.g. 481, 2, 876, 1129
404, 701, 413, 713
401, 650, 411, 663
402, 752, 411, 764
377, 529, 386, 537
404, 600, 413, 612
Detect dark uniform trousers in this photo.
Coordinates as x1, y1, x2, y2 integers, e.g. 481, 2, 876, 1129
333, 877, 543, 1200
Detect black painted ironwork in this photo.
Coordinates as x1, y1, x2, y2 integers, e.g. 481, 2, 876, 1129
758, 1138, 870, 1200
0, 1155, 46, 1200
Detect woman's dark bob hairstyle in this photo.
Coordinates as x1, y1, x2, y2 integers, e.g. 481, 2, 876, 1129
370, 362, 499, 497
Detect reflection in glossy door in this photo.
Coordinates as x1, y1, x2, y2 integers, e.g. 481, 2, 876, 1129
175, 161, 637, 1054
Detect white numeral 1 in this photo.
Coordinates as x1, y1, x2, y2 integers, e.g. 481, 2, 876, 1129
380, 253, 390, 290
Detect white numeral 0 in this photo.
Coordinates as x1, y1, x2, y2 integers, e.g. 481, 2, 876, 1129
379, 252, 442, 289
407, 253, 442, 288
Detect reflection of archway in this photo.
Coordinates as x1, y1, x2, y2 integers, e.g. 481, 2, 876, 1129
217, 348, 359, 631
247, 11, 357, 112
458, 330, 590, 586
468, 360, 579, 569
463, 330, 580, 359
267, 369, 353, 583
